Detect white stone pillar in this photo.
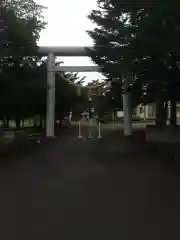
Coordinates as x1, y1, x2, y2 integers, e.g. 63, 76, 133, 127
122, 76, 132, 136
123, 93, 132, 136
46, 52, 55, 137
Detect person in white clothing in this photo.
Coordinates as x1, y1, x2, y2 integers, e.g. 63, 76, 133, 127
68, 111, 72, 123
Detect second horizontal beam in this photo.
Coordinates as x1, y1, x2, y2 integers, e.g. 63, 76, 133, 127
54, 66, 101, 72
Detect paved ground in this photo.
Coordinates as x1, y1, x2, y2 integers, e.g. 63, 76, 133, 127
0, 124, 180, 239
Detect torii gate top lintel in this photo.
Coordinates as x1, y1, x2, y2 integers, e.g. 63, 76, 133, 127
39, 46, 101, 56
39, 46, 102, 72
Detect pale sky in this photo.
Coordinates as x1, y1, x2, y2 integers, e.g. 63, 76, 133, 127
35, 0, 104, 82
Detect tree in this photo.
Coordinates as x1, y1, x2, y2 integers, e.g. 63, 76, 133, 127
0, 0, 46, 127
87, 0, 180, 126
0, 55, 88, 128
0, 0, 46, 61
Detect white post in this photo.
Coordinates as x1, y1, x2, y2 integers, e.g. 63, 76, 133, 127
144, 105, 147, 120
97, 121, 102, 139
46, 52, 55, 137
88, 118, 93, 138
78, 121, 82, 139
122, 75, 132, 136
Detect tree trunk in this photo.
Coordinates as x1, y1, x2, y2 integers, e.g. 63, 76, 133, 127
21, 120, 24, 128
3, 117, 6, 126
34, 120, 37, 128
170, 99, 176, 126
155, 99, 165, 127
3, 116, 9, 128
15, 118, 21, 129
40, 116, 44, 129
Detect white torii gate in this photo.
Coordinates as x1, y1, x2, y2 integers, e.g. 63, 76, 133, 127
39, 46, 132, 137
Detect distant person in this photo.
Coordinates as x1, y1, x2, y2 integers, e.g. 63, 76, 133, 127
68, 111, 72, 123
82, 110, 89, 121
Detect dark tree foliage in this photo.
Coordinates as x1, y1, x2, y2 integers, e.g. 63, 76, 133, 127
87, 0, 180, 125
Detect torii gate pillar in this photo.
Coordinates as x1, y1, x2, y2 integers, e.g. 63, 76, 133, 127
123, 93, 132, 136
122, 76, 132, 136
46, 52, 55, 137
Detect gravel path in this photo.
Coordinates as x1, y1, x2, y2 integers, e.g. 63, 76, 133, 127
0, 128, 179, 240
